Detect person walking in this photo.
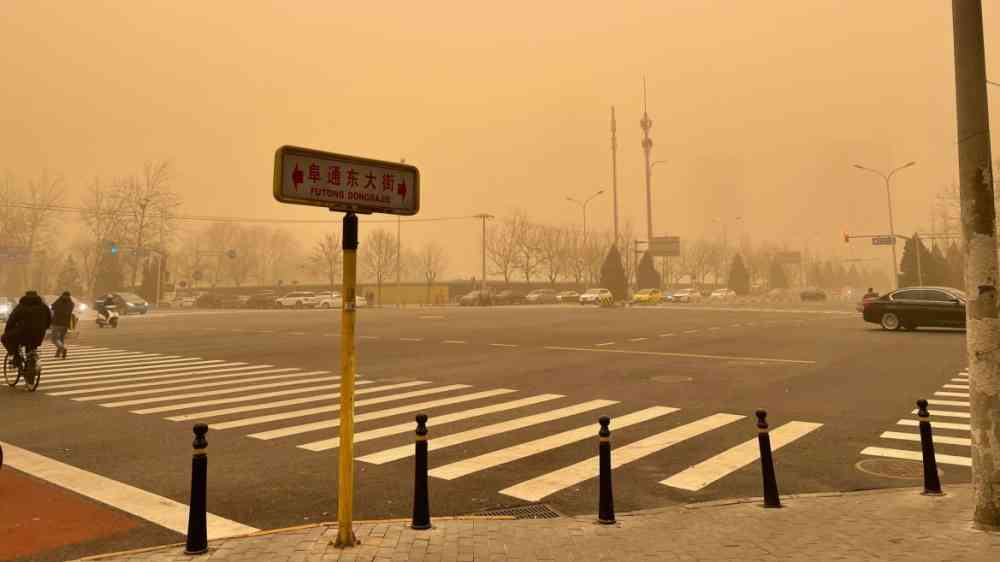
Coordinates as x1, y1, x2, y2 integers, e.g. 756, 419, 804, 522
50, 291, 75, 359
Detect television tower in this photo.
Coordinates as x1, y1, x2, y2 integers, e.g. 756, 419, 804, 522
640, 77, 654, 242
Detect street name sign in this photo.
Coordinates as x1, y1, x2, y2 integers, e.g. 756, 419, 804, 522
273, 145, 420, 215
872, 236, 895, 246
649, 236, 681, 257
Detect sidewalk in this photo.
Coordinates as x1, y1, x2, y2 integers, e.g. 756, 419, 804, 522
75, 485, 998, 562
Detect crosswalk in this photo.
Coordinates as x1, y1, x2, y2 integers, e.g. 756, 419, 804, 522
860, 370, 973, 468
24, 343, 824, 502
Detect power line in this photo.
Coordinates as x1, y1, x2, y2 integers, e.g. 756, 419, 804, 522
1, 202, 483, 225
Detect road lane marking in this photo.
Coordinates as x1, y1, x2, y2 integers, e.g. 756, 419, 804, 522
131, 379, 363, 414
297, 393, 562, 451
730, 324, 742, 328
171, 383, 470, 422
628, 338, 648, 342
543, 346, 816, 365
683, 330, 699, 334
41, 361, 233, 384
489, 344, 518, 348
47, 365, 271, 395
207, 381, 432, 429
420, 315, 445, 319
0, 442, 257, 539
42, 351, 148, 364
659, 333, 675, 338
897, 419, 970, 431
101, 371, 334, 408
707, 327, 720, 331
501, 413, 745, 502
860, 447, 971, 467
44, 354, 170, 371
76, 369, 306, 401
927, 399, 969, 407
360, 336, 379, 340
660, 421, 823, 491
430, 406, 678, 480
442, 340, 467, 344
400, 337, 424, 342
880, 431, 970, 447
942, 384, 969, 389
911, 408, 969, 419
45, 358, 209, 376
934, 391, 969, 398
359, 399, 618, 465
44, 364, 255, 390
950, 378, 969, 382
595, 342, 616, 347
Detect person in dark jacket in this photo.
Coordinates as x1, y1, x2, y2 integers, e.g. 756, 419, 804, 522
1, 291, 52, 369
50, 292, 75, 359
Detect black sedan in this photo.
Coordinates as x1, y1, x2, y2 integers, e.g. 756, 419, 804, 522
861, 286, 966, 331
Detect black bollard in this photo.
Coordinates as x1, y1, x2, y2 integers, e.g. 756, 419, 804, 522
916, 399, 943, 495
597, 416, 615, 524
411, 414, 431, 530
185, 423, 209, 555
755, 410, 781, 508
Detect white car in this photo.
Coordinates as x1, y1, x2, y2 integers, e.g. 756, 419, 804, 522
579, 288, 612, 305
671, 288, 702, 303
710, 288, 736, 299
315, 292, 343, 309
275, 291, 319, 309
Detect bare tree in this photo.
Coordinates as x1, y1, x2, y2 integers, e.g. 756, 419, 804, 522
361, 228, 398, 304
564, 228, 588, 287
0, 172, 66, 289
486, 218, 518, 284
115, 161, 181, 287
309, 232, 343, 293
511, 211, 541, 284
418, 241, 448, 303
536, 225, 566, 285
226, 226, 257, 287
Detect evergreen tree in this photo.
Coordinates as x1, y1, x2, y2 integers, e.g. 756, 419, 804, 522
55, 256, 82, 295
93, 252, 124, 298
945, 242, 965, 289
599, 245, 627, 301
768, 260, 788, 289
727, 254, 751, 295
635, 252, 660, 289
899, 233, 944, 287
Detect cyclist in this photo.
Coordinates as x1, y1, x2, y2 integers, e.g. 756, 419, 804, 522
1, 291, 52, 374
50, 291, 75, 359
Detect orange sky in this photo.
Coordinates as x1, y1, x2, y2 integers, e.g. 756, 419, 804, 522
2, 1, 998, 276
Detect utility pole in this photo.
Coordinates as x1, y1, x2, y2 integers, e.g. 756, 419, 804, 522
611, 106, 620, 246
952, 0, 1000, 531
397, 158, 405, 307
640, 77, 654, 242
474, 214, 493, 293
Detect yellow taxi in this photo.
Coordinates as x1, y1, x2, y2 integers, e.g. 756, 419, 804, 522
631, 288, 663, 305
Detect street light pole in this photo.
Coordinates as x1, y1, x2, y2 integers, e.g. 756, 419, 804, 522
610, 106, 620, 246
640, 78, 655, 242
567, 190, 605, 245
474, 214, 493, 293
853, 161, 916, 289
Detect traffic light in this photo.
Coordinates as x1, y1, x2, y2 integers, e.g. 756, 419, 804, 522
103, 240, 120, 255
843, 232, 850, 244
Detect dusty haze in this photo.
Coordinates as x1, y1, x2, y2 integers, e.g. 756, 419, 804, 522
2, 1, 998, 278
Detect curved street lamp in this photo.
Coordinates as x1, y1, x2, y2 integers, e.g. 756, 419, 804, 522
853, 161, 916, 289
567, 189, 605, 244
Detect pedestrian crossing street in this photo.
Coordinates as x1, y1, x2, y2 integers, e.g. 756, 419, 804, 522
30, 344, 825, 502
860, 370, 973, 468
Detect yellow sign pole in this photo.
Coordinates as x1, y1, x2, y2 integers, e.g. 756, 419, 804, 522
334, 212, 359, 548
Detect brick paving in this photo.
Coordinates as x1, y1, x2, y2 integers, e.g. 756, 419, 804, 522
76, 485, 999, 562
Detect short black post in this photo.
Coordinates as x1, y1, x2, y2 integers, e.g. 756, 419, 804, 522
411, 414, 431, 530
916, 399, 943, 495
755, 410, 781, 508
185, 423, 209, 555
597, 416, 615, 524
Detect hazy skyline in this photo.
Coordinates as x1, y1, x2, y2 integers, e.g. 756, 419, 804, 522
2, 1, 998, 277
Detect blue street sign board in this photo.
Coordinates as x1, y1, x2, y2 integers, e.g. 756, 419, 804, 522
872, 236, 895, 246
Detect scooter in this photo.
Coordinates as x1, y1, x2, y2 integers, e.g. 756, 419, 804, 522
96, 309, 119, 328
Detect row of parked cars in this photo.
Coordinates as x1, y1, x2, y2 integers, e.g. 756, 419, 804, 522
457, 287, 745, 306
166, 290, 369, 310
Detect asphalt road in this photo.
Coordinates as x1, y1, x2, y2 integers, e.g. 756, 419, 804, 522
0, 304, 969, 560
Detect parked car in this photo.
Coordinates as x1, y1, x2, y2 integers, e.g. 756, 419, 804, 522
670, 288, 702, 303
632, 288, 663, 305
579, 288, 613, 305
459, 290, 493, 306
113, 292, 150, 315
494, 290, 525, 305
0, 296, 11, 321
218, 294, 249, 308
525, 289, 558, 304
710, 288, 736, 300
556, 290, 580, 303
862, 286, 966, 331
316, 291, 343, 309
800, 288, 827, 302
245, 292, 276, 309
275, 291, 319, 309
196, 293, 225, 308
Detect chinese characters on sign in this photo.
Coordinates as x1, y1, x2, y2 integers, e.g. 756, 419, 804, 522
275, 146, 419, 215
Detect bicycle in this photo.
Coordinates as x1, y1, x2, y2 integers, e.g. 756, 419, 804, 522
3, 347, 41, 392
